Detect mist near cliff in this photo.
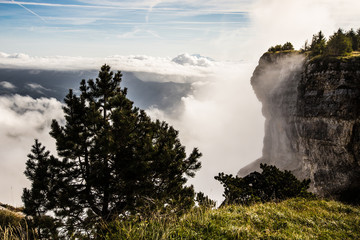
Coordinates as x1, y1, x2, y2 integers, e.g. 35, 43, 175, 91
238, 53, 306, 177
0, 53, 264, 206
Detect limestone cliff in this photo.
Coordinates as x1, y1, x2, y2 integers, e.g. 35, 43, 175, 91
239, 52, 360, 203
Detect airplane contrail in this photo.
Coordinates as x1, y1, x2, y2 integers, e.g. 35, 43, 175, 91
12, 0, 47, 22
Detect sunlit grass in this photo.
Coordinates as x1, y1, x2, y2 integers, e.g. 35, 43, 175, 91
2, 198, 360, 239
0, 225, 32, 240
104, 198, 360, 239
338, 50, 360, 59
0, 208, 33, 240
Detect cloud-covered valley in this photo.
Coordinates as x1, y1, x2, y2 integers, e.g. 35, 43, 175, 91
0, 52, 263, 206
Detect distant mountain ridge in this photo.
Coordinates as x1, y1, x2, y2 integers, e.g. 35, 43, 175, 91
0, 69, 192, 114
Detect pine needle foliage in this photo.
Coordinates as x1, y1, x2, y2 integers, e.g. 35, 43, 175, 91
22, 64, 202, 238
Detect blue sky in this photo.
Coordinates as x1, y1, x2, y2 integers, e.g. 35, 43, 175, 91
2, 0, 360, 60
0, 0, 252, 59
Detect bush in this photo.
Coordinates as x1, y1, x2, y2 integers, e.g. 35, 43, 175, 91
268, 42, 294, 52
268, 44, 283, 52
281, 42, 294, 51
215, 164, 313, 206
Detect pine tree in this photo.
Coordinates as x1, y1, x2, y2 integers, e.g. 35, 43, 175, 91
325, 29, 353, 56
23, 64, 202, 238
346, 28, 359, 51
22, 140, 60, 239
309, 31, 326, 56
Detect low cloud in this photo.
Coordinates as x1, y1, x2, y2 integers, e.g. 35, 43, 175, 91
0, 52, 264, 205
146, 61, 264, 204
0, 95, 64, 206
26, 83, 52, 95
172, 53, 214, 67
0, 81, 16, 89
0, 52, 216, 83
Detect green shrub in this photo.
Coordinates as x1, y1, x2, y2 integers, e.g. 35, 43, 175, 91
215, 164, 313, 206
268, 42, 294, 52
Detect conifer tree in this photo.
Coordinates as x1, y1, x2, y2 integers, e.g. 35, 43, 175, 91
346, 28, 359, 51
310, 31, 326, 56
23, 64, 202, 237
325, 29, 352, 56
22, 140, 60, 239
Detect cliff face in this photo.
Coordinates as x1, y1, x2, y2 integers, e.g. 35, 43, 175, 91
239, 52, 360, 202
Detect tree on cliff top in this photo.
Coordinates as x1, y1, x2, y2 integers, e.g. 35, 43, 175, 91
325, 29, 353, 56
268, 42, 294, 52
22, 64, 202, 238
309, 31, 326, 56
346, 28, 359, 51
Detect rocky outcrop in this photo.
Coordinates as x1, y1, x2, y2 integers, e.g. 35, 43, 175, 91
239, 52, 360, 203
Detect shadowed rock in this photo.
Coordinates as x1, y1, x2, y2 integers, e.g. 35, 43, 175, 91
239, 52, 360, 203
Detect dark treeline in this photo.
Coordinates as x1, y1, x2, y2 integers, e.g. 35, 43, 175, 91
268, 28, 360, 57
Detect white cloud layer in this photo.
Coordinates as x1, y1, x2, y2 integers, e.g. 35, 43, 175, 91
0, 51, 263, 205
0, 81, 16, 89
146, 61, 263, 204
0, 95, 63, 206
172, 53, 213, 67
0, 52, 219, 83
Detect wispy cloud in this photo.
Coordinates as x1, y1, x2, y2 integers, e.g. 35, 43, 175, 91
0, 0, 169, 10
0, 51, 218, 81
26, 83, 52, 95
11, 0, 47, 22
0, 94, 63, 205
0, 81, 16, 89
117, 28, 162, 39
0, 0, 251, 13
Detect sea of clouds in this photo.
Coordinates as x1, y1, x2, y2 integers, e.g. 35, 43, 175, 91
0, 52, 263, 206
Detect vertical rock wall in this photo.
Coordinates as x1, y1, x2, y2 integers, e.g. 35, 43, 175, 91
239, 52, 360, 202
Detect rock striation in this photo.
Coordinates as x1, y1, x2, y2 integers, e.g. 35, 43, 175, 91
239, 52, 360, 203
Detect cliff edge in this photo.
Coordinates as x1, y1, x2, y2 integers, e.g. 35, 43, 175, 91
239, 52, 360, 203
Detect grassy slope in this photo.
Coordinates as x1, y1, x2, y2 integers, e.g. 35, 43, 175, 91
1, 198, 359, 239
106, 198, 360, 240
0, 208, 28, 240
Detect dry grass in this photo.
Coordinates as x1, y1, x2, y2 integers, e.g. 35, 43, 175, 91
104, 198, 360, 239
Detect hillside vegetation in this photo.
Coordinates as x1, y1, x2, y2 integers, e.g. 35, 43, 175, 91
268, 28, 360, 59
2, 198, 359, 239
104, 198, 359, 239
